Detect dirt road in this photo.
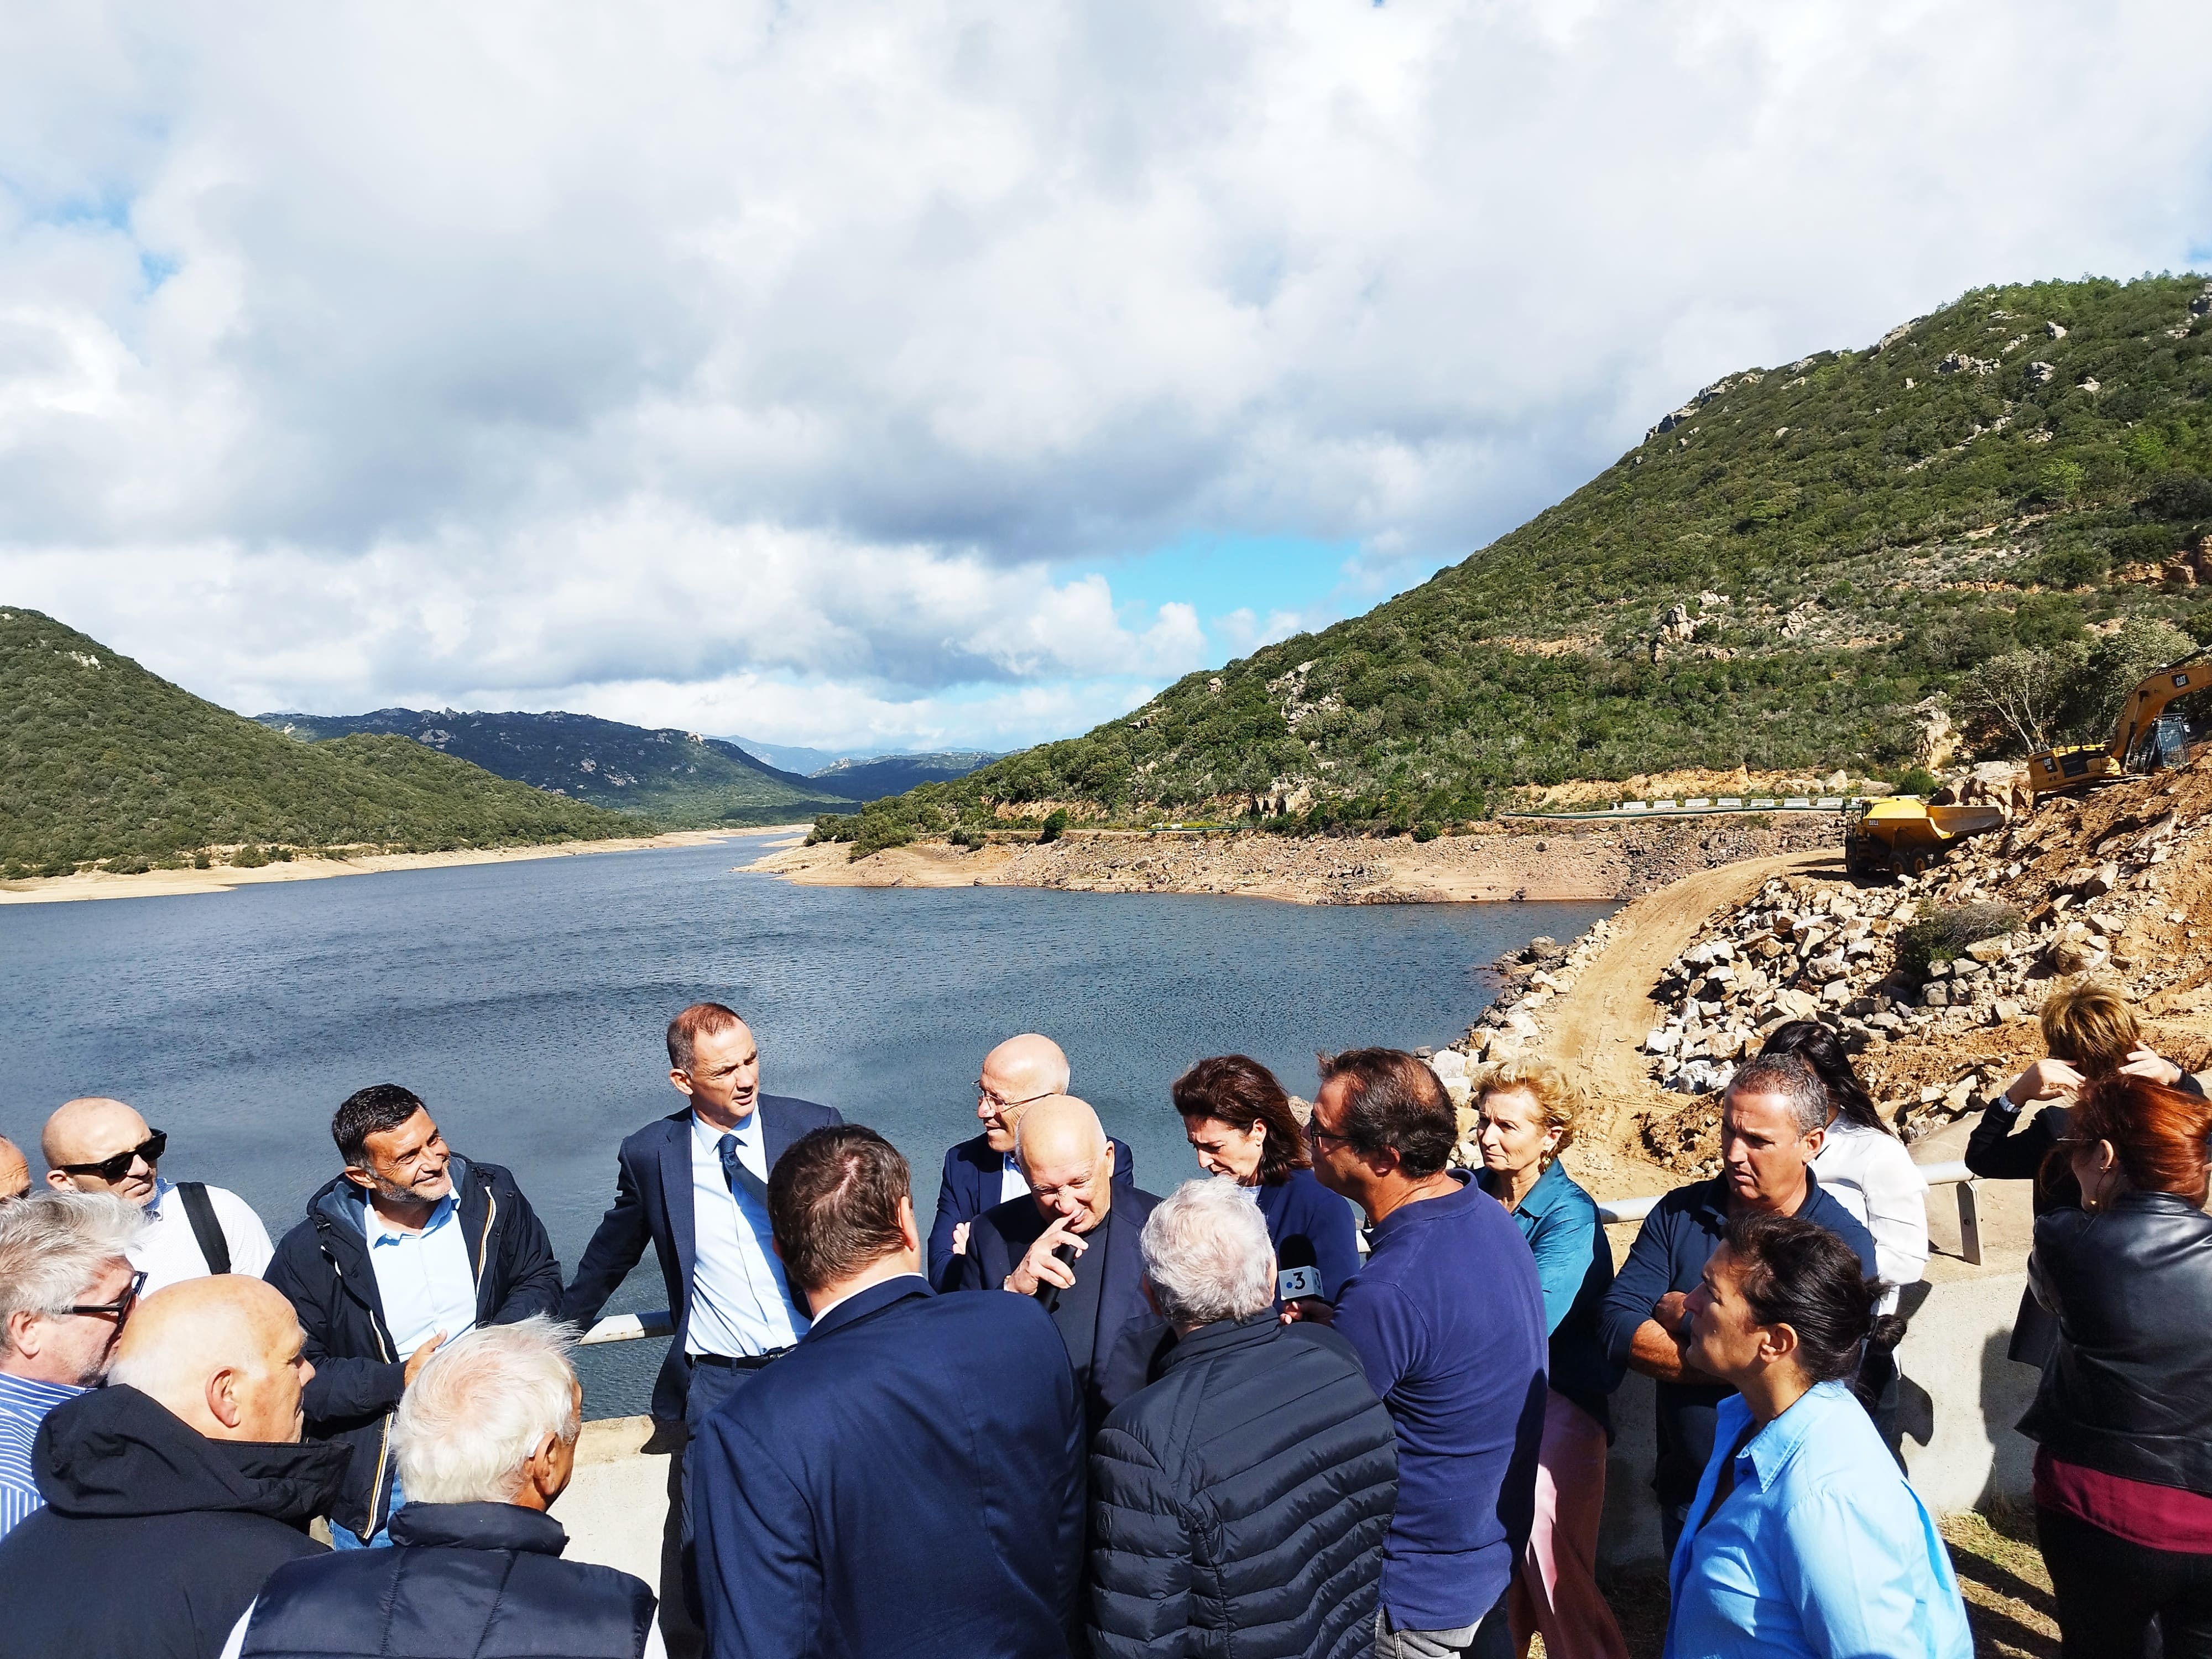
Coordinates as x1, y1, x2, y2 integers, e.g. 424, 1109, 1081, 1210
1546, 847, 1839, 1198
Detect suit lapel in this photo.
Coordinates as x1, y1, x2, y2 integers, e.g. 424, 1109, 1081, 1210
659, 1114, 697, 1286
759, 1097, 797, 1173
1095, 1198, 1146, 1353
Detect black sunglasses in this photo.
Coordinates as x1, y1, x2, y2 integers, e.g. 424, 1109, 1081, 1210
58, 1131, 166, 1183
67, 1270, 148, 1327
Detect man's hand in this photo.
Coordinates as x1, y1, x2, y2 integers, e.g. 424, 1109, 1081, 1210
403, 1332, 446, 1387
1279, 1297, 1335, 1327
1006, 1215, 1084, 1297
2005, 1057, 2085, 1108
2120, 1047, 2184, 1088
951, 1219, 970, 1257
1653, 1291, 1689, 1333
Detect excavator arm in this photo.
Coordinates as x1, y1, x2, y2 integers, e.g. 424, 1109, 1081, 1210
2028, 646, 2212, 796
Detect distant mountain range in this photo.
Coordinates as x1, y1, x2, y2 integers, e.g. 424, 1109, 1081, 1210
2, 610, 640, 874
727, 734, 1006, 793
255, 709, 1003, 823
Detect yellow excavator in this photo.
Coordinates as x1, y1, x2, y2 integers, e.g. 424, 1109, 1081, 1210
2027, 647, 2212, 797
1846, 646, 2212, 876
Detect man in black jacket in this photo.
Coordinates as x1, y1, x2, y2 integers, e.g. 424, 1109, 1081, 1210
1089, 1177, 1397, 1659
0, 1274, 347, 1659
228, 1316, 658, 1659
264, 1084, 561, 1547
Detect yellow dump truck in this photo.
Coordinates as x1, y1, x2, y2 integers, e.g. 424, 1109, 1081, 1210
1843, 796, 2009, 877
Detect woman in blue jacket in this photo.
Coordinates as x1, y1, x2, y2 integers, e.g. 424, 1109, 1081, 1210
1473, 1057, 1628, 1659
1171, 1055, 1361, 1302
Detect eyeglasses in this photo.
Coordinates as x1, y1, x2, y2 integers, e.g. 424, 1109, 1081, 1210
66, 1270, 148, 1329
976, 1083, 1054, 1114
57, 1131, 166, 1183
1303, 1118, 1350, 1154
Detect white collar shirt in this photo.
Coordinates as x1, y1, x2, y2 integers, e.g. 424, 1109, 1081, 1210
998, 1149, 1031, 1207
684, 1109, 805, 1358
132, 1178, 276, 1297
364, 1190, 479, 1358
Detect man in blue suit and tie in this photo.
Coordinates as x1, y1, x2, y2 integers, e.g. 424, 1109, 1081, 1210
562, 1002, 841, 1657
927, 1033, 1133, 1290
694, 1123, 1086, 1659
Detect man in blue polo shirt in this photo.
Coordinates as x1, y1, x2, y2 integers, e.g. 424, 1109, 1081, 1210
1302, 1047, 1548, 1659
1597, 1051, 1879, 1562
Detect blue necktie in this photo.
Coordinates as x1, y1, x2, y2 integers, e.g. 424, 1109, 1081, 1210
718, 1131, 769, 1208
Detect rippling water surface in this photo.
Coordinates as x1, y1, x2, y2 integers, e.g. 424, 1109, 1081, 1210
0, 832, 1611, 1411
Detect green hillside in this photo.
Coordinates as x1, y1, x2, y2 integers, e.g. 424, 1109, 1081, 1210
257, 708, 857, 826
0, 609, 645, 874
817, 273, 2212, 853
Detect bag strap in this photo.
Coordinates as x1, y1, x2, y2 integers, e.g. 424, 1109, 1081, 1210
175, 1181, 231, 1276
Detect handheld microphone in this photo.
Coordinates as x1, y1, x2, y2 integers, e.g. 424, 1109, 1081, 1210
1276, 1235, 1323, 1304
1036, 1241, 1079, 1313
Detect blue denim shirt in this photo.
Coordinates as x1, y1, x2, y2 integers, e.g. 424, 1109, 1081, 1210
1478, 1160, 1623, 1433
1665, 1380, 1973, 1659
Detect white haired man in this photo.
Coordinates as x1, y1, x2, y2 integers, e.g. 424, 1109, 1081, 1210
0, 1191, 144, 1541
1087, 1178, 1399, 1659
221, 1317, 661, 1659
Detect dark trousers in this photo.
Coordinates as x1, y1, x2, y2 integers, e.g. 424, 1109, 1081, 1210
658, 1358, 767, 1659
2040, 1504, 2212, 1658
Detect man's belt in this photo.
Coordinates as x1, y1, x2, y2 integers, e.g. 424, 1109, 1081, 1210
692, 1347, 792, 1371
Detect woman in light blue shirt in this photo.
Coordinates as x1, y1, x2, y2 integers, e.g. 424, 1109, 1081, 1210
1666, 1210, 1972, 1659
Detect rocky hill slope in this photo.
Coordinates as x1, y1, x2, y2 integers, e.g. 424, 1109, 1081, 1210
1, 609, 641, 873
823, 273, 2212, 854
257, 707, 858, 826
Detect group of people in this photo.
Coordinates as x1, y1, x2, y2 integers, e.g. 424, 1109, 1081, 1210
0, 981, 2206, 1658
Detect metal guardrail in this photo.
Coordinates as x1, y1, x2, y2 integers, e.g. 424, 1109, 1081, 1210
1596, 1159, 1983, 1265
577, 1161, 1989, 1346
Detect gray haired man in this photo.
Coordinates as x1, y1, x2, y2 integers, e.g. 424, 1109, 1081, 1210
1087, 1178, 1397, 1659
0, 1190, 144, 1541
220, 1317, 661, 1659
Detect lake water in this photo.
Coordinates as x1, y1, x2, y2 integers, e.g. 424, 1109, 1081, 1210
0, 831, 1611, 1413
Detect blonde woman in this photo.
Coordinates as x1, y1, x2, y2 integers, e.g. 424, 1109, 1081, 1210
1473, 1060, 1627, 1659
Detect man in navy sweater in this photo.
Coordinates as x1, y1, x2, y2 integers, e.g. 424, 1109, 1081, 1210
1595, 1051, 1880, 1559
693, 1124, 1086, 1659
1301, 1048, 1548, 1659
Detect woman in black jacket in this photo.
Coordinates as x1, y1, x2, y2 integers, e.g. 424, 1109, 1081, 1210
2021, 1073, 2212, 1656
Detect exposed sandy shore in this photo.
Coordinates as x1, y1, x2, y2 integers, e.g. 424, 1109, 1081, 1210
0, 828, 791, 905
747, 818, 1837, 905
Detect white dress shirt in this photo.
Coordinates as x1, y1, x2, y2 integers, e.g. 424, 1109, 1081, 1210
999, 1150, 1030, 1207
365, 1191, 480, 1356
1812, 1119, 1930, 1288
684, 1109, 805, 1358
132, 1178, 275, 1296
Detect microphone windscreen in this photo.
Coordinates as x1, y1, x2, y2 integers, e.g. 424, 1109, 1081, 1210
1276, 1233, 1322, 1302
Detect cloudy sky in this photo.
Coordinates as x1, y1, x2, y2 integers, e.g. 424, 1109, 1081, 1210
2, 2, 2208, 754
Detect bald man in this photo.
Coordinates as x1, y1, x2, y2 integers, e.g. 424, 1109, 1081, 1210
42, 1097, 273, 1295
956, 1095, 1166, 1431
0, 1276, 349, 1659
0, 1136, 29, 1202
926, 1035, 1134, 1290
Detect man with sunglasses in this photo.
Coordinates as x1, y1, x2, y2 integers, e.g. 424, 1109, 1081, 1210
0, 1190, 145, 1542
926, 1034, 1133, 1290
41, 1097, 273, 1295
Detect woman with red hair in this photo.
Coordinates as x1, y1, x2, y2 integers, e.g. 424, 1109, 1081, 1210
2022, 1074, 2212, 1655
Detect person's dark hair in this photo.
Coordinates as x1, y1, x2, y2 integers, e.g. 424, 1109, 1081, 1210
1172, 1055, 1311, 1185
333, 1084, 429, 1167
667, 1002, 746, 1074
767, 1125, 911, 1296
2059, 1074, 2212, 1207
1759, 1020, 1892, 1136
1725, 1210, 1904, 1410
1314, 1047, 1455, 1178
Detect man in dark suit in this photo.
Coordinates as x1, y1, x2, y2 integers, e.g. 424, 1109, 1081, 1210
957, 1094, 1165, 1431
561, 1002, 841, 1657
927, 1033, 1135, 1289
694, 1124, 1086, 1659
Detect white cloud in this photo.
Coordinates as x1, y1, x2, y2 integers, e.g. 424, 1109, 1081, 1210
0, 0, 2206, 745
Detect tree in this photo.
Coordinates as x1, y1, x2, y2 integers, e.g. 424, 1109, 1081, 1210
1953, 646, 2083, 755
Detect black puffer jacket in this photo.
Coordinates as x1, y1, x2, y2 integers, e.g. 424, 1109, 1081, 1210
0, 1384, 348, 1659
240, 1501, 656, 1659
1088, 1315, 1397, 1659
2021, 1190, 2212, 1495
263, 1157, 562, 1536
